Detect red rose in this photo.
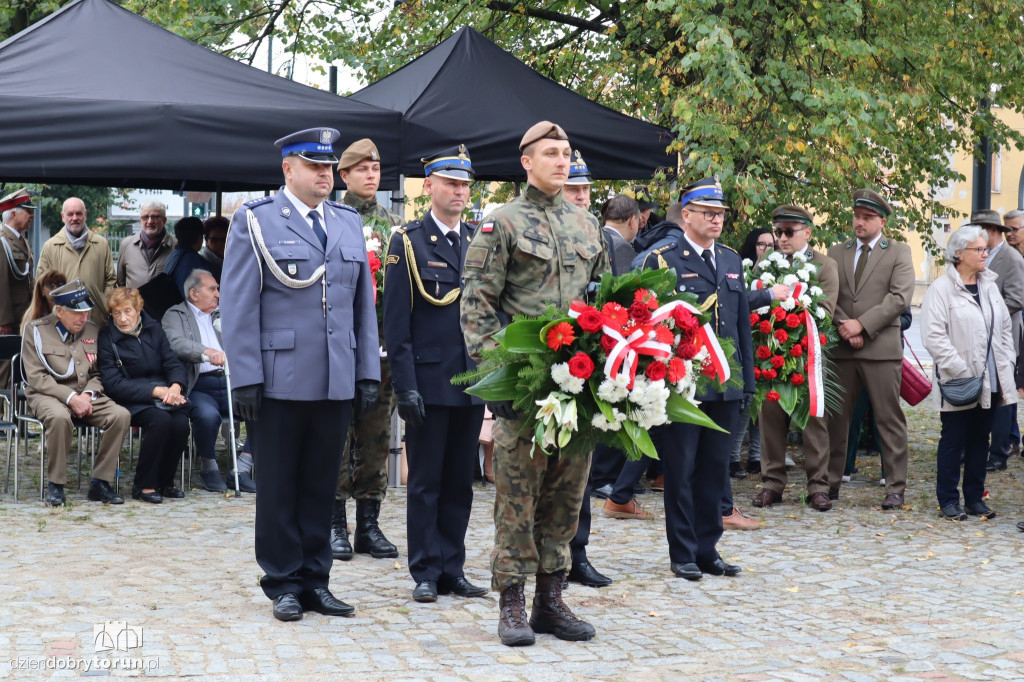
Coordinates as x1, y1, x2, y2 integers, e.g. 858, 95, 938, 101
602, 302, 629, 329
790, 344, 803, 357
820, 333, 826, 344
672, 307, 700, 336
758, 320, 773, 334
770, 355, 785, 369
645, 361, 668, 381
774, 329, 789, 344
628, 302, 652, 324
654, 325, 675, 345
546, 322, 575, 351
668, 357, 688, 383
634, 288, 659, 310
766, 390, 781, 402
764, 368, 778, 380
791, 373, 805, 386
756, 345, 772, 360
577, 308, 604, 334
599, 334, 617, 353
677, 340, 699, 360
750, 313, 760, 327
772, 306, 787, 320
567, 352, 595, 379
753, 367, 762, 380
786, 313, 801, 328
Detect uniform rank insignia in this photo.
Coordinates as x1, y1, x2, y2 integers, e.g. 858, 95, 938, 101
481, 222, 494, 233
426, 261, 448, 268
386, 254, 400, 265
726, 272, 740, 279
680, 273, 699, 279
281, 206, 291, 217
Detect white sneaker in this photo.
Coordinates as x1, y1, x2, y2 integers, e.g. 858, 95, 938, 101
841, 474, 851, 483
879, 478, 886, 487
785, 455, 796, 468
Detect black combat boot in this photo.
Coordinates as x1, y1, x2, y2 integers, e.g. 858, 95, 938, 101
529, 571, 596, 641
353, 498, 398, 558
498, 582, 535, 646
330, 500, 353, 561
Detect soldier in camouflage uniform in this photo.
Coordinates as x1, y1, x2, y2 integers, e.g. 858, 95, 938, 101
461, 122, 609, 647
331, 138, 404, 561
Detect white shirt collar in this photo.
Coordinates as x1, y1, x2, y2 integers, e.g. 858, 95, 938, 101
186, 301, 212, 319
430, 210, 460, 236
683, 232, 714, 257
282, 186, 324, 222
858, 233, 882, 251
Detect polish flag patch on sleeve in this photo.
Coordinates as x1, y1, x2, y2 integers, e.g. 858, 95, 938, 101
481, 222, 494, 233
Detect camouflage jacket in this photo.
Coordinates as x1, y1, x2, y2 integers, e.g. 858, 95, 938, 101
342, 191, 404, 228
461, 184, 610, 363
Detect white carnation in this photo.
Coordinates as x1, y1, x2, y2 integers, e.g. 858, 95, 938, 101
782, 274, 799, 287
597, 378, 629, 403
759, 272, 776, 284
798, 268, 813, 281
365, 237, 381, 253
742, 258, 754, 268
756, 306, 771, 315
767, 251, 783, 263
815, 306, 828, 319
551, 363, 585, 394
809, 286, 823, 297
799, 295, 812, 307
362, 225, 373, 238
780, 297, 797, 311
792, 251, 807, 262
591, 413, 619, 432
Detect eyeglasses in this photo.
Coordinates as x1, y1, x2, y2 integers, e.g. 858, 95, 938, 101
693, 210, 727, 222
774, 226, 806, 238
140, 214, 164, 222
755, 242, 775, 250
962, 247, 990, 255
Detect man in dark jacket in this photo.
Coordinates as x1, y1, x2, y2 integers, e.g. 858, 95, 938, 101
163, 217, 207, 299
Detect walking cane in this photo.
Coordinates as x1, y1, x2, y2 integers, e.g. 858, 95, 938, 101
210, 318, 241, 498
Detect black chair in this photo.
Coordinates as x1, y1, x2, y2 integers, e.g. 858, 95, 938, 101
0, 336, 20, 495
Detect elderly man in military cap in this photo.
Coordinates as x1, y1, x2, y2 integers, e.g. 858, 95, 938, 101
462, 121, 609, 646
971, 209, 1024, 471
329, 137, 402, 563
221, 127, 380, 622
0, 189, 36, 340
826, 189, 914, 508
635, 177, 757, 581
562, 150, 593, 212
752, 205, 839, 512
22, 280, 130, 507
382, 145, 487, 603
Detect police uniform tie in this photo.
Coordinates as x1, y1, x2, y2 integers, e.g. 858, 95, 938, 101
854, 243, 871, 288
447, 231, 461, 261
701, 248, 716, 282
308, 210, 328, 250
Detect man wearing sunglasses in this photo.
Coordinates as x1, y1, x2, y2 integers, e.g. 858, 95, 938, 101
753, 205, 838, 511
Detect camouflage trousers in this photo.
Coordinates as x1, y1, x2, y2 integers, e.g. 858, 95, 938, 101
336, 356, 395, 502
490, 416, 591, 591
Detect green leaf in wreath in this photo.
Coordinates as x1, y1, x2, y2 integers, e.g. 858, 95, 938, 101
789, 394, 810, 430
665, 392, 728, 432
776, 382, 799, 413
464, 362, 527, 401
621, 421, 660, 459
495, 321, 550, 353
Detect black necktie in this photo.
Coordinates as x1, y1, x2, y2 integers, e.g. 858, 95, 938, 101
701, 248, 717, 282
308, 210, 327, 249
447, 231, 461, 260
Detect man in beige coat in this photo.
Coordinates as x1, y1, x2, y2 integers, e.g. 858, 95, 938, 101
826, 189, 915, 509
115, 199, 176, 289
37, 197, 116, 327
753, 205, 839, 512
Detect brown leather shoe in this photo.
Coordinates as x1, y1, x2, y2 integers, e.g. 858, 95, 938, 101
602, 497, 655, 520
752, 489, 782, 508
881, 493, 904, 510
498, 583, 535, 646
651, 475, 665, 492
722, 507, 761, 530
807, 492, 832, 512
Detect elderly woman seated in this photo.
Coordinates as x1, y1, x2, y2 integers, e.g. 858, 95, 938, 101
97, 288, 190, 503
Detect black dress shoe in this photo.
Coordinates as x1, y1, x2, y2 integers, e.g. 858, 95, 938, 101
697, 558, 741, 577
131, 488, 163, 504
591, 484, 613, 499
87, 479, 124, 505
827, 488, 840, 501
159, 486, 185, 499
299, 587, 354, 616
986, 458, 1008, 472
226, 471, 257, 494
438, 576, 488, 597
746, 459, 762, 475
729, 461, 745, 479
940, 502, 967, 521
670, 562, 702, 581
45, 482, 66, 507
567, 561, 612, 588
965, 501, 996, 519
272, 593, 303, 622
1017, 520, 1024, 532
413, 580, 438, 602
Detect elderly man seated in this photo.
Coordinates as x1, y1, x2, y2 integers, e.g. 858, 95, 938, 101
23, 280, 131, 506
162, 268, 256, 492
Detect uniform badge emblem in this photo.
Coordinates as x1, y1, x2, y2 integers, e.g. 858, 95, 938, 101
430, 235, 438, 242
320, 129, 332, 145
385, 254, 400, 266
683, 250, 690, 256
282, 206, 291, 218
288, 263, 298, 276
726, 272, 740, 279
371, 151, 379, 161
481, 223, 494, 233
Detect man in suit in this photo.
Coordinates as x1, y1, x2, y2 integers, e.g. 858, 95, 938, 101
972, 209, 1024, 471
827, 189, 915, 509
221, 127, 380, 622
636, 177, 756, 580
382, 145, 488, 604
752, 205, 839, 512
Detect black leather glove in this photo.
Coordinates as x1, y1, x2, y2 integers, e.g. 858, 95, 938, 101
233, 384, 262, 423
396, 390, 426, 427
487, 400, 518, 420
355, 380, 380, 414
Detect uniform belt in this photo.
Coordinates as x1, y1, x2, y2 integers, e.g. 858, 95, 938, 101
199, 369, 225, 377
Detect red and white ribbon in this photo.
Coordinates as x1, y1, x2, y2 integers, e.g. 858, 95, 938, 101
652, 300, 731, 384
804, 309, 824, 418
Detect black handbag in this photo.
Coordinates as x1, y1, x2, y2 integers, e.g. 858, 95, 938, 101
110, 331, 187, 411
936, 296, 992, 407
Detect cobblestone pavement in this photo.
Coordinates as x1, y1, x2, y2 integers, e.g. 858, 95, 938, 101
3, 402, 1024, 680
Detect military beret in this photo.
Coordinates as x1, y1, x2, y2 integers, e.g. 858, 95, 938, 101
51, 279, 94, 311
337, 138, 381, 171
274, 127, 340, 165
852, 188, 892, 218
772, 204, 813, 225
565, 150, 593, 185
622, 186, 658, 210
519, 121, 569, 151
0, 188, 36, 213
678, 177, 729, 209
970, 209, 1006, 231
422, 144, 474, 181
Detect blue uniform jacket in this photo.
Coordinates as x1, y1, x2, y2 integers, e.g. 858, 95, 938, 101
636, 230, 756, 401
220, 190, 380, 401
382, 213, 482, 407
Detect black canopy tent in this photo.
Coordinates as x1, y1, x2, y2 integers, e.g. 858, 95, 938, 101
0, 0, 402, 192
350, 27, 675, 181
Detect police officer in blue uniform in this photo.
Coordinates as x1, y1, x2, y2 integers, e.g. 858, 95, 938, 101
221, 127, 381, 622
634, 178, 756, 580
382, 145, 488, 603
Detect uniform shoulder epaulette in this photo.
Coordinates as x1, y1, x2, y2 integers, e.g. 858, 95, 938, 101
325, 200, 358, 215
400, 220, 424, 233
717, 243, 737, 255
652, 241, 677, 255
244, 196, 274, 208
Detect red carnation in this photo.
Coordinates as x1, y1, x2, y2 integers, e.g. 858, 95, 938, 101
766, 390, 781, 402
672, 307, 700, 336
634, 288, 659, 310
668, 357, 688, 383
654, 325, 675, 345
677, 340, 699, 360
774, 329, 789, 344
790, 344, 803, 357
764, 368, 778, 380
602, 302, 629, 329
800, 335, 809, 348
599, 334, 617, 354
368, 251, 382, 275
750, 313, 760, 327
770, 355, 785, 369
753, 367, 762, 379
758, 320, 773, 334
785, 313, 801, 329
645, 361, 668, 381
577, 308, 604, 334
701, 359, 717, 378
756, 345, 772, 360
819, 333, 826, 344
546, 322, 575, 351
567, 352, 595, 379
772, 306, 787, 320
791, 373, 805, 386
629, 302, 652, 324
